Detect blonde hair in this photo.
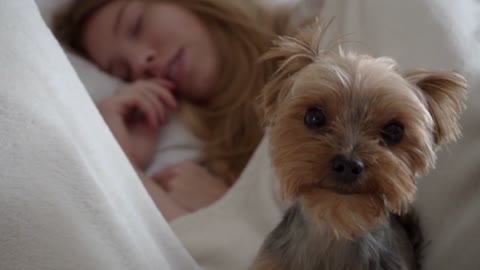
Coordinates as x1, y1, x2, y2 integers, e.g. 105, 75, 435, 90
54, 0, 291, 184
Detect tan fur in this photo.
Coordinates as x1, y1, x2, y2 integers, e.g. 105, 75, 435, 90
405, 70, 468, 144
260, 20, 468, 239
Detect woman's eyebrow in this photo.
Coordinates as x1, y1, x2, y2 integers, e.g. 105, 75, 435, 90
113, 1, 131, 35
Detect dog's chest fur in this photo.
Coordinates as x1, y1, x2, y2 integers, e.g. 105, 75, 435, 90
257, 203, 416, 270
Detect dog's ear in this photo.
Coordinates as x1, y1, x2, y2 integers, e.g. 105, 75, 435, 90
405, 70, 468, 144
258, 19, 331, 126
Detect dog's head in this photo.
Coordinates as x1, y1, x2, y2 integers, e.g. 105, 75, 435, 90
260, 20, 467, 238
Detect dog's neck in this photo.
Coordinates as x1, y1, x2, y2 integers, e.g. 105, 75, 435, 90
259, 202, 414, 270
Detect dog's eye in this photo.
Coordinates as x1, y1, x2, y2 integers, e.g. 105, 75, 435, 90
381, 121, 404, 145
304, 106, 327, 129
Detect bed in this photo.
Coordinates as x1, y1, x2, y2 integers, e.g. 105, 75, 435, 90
0, 0, 479, 269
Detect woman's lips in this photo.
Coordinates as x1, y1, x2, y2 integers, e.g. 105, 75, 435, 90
167, 48, 185, 92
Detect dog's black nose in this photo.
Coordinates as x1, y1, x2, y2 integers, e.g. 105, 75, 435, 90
331, 155, 364, 183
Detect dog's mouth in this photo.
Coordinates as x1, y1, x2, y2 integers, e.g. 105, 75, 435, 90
329, 186, 360, 195
315, 176, 375, 196
295, 175, 377, 198
329, 186, 372, 195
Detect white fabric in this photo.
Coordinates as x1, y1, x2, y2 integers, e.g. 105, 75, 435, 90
171, 1, 480, 270
0, 1, 201, 270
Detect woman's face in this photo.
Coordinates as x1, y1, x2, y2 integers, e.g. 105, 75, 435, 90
83, 0, 220, 100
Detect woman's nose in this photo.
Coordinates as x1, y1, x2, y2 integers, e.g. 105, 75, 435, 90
129, 49, 156, 80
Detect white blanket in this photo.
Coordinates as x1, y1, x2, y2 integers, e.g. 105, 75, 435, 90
0, 1, 200, 269
171, 1, 480, 270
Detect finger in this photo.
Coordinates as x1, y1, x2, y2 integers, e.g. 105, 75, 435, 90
141, 80, 177, 110
152, 167, 176, 191
141, 178, 190, 220
139, 89, 167, 125
149, 90, 169, 123
128, 95, 158, 128
155, 103, 167, 125
150, 78, 176, 91
114, 84, 158, 126
147, 84, 178, 110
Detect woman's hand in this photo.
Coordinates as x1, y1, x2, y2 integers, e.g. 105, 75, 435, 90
138, 171, 190, 222
98, 79, 177, 169
152, 161, 229, 212
99, 80, 177, 129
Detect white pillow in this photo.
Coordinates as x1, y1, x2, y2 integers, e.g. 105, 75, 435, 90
66, 51, 123, 101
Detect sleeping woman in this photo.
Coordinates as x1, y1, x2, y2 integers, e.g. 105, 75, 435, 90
54, 0, 309, 221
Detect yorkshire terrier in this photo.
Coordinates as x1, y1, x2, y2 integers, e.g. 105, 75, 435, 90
252, 20, 467, 270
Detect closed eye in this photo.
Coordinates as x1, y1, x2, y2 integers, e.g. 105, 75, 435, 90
131, 13, 144, 38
